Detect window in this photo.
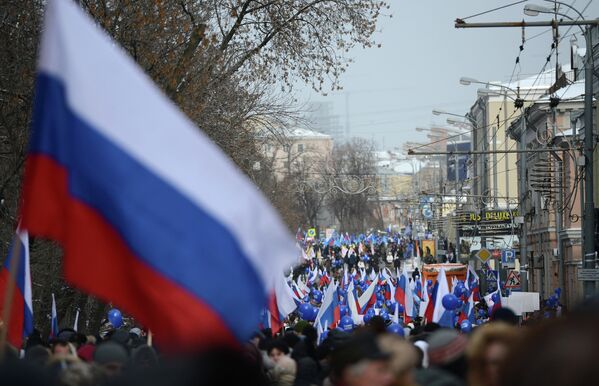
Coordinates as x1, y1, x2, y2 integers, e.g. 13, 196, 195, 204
297, 143, 304, 153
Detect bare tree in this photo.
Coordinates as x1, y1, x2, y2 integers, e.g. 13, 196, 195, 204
290, 152, 329, 229
326, 138, 379, 233
0, 0, 388, 334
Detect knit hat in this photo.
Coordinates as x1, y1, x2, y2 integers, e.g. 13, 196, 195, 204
331, 331, 390, 376
129, 327, 142, 338
93, 342, 128, 365
427, 329, 468, 366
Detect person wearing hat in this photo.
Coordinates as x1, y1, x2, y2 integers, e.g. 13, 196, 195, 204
329, 331, 394, 386
93, 341, 129, 376
414, 329, 468, 386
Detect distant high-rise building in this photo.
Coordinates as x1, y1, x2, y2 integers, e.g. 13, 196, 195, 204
306, 102, 345, 142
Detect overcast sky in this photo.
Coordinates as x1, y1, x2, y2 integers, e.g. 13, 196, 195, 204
298, 0, 599, 151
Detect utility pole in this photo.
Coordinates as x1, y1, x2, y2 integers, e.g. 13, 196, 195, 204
455, 153, 460, 262
519, 116, 529, 291
455, 16, 599, 299
503, 94, 510, 210
493, 115, 499, 209
582, 26, 596, 299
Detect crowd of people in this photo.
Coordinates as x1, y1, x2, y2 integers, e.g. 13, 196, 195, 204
2, 230, 598, 386
1, 299, 599, 386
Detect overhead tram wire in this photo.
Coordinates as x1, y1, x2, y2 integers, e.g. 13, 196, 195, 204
458, 0, 529, 21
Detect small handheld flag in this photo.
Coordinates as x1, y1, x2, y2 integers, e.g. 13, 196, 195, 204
0, 229, 33, 349
50, 293, 58, 338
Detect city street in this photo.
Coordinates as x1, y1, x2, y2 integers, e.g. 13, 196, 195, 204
1, 1, 599, 386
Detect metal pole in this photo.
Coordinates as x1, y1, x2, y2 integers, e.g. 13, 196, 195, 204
408, 147, 582, 156
455, 20, 599, 28
504, 94, 510, 210
493, 117, 498, 209
455, 153, 460, 262
519, 116, 529, 291
583, 27, 596, 299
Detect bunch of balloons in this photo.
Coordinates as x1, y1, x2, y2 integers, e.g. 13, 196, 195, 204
298, 302, 318, 321
363, 308, 376, 324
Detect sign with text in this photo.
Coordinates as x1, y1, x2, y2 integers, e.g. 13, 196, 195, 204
577, 268, 599, 281
458, 210, 520, 237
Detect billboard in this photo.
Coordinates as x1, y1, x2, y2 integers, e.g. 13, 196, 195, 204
446, 141, 470, 182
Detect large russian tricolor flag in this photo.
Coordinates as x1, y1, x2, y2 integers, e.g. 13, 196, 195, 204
20, 0, 297, 350
0, 230, 33, 348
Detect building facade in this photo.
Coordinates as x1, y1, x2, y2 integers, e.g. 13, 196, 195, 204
508, 83, 584, 308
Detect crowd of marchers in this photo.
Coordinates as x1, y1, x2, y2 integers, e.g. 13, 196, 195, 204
1, 302, 599, 386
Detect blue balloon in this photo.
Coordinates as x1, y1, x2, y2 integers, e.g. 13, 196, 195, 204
339, 315, 354, 332
339, 304, 349, 317
385, 300, 393, 309
554, 288, 562, 298
364, 308, 376, 324
308, 306, 318, 321
311, 289, 323, 303
380, 309, 390, 321
375, 285, 382, 293
427, 279, 433, 286
376, 292, 384, 301
107, 308, 123, 328
298, 303, 313, 320
396, 303, 404, 314
460, 287, 469, 298
456, 299, 464, 309
442, 294, 459, 310
387, 323, 405, 336
303, 295, 310, 303
453, 283, 464, 296
375, 300, 384, 309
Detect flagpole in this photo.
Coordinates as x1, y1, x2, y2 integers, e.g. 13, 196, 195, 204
0, 234, 23, 361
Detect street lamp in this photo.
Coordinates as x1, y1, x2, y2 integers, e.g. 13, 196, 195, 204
523, 4, 549, 17
446, 118, 472, 131
416, 126, 465, 135
459, 77, 478, 86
